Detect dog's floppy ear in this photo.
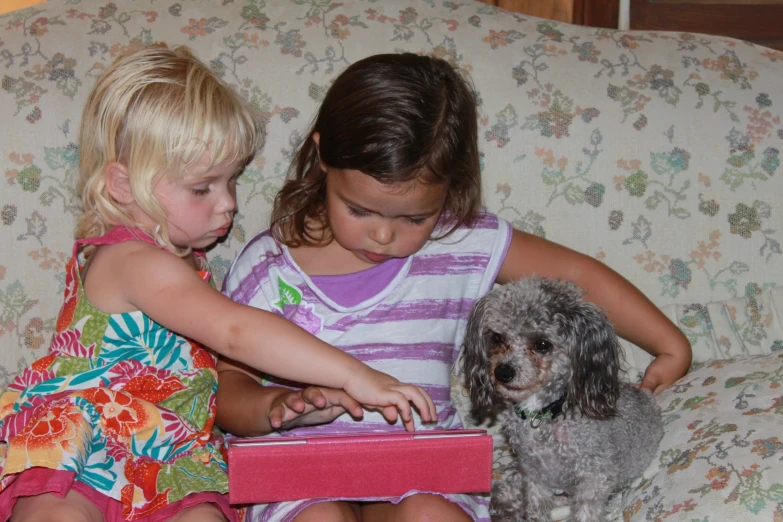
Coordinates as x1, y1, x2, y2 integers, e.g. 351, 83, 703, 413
462, 293, 496, 418
565, 301, 621, 419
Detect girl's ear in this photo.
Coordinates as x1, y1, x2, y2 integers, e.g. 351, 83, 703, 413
104, 162, 134, 205
311, 132, 327, 172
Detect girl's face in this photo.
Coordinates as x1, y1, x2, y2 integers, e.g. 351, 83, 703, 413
324, 167, 448, 266
146, 153, 243, 250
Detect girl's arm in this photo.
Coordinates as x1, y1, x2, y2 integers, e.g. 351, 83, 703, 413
118, 242, 436, 429
215, 358, 367, 436
498, 229, 692, 392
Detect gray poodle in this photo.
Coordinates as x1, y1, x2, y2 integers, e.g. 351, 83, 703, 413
463, 277, 663, 522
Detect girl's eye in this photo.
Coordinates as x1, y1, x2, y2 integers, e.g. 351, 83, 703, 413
348, 207, 370, 217
407, 217, 427, 225
191, 187, 210, 196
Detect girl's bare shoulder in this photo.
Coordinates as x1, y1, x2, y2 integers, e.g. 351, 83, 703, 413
83, 240, 196, 314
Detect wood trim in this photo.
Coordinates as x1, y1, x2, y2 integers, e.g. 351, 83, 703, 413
0, 0, 46, 15
575, 0, 620, 28
476, 0, 575, 23
630, 0, 783, 47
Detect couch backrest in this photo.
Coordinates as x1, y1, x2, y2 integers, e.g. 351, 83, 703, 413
2, 0, 782, 381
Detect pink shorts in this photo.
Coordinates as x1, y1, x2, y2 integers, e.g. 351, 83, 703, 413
0, 467, 238, 522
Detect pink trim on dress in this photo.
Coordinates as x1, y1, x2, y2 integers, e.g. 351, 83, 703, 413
72, 226, 207, 264
0, 468, 237, 522
73, 227, 157, 258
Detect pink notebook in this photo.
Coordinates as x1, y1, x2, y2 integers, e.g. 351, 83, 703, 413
226, 429, 493, 504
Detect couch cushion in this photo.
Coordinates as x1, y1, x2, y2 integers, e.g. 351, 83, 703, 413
622, 286, 783, 378
621, 352, 783, 521
1, 0, 783, 380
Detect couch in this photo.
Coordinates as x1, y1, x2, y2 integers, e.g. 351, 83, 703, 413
1, 0, 782, 520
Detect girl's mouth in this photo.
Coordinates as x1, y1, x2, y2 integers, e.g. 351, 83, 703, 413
362, 251, 390, 263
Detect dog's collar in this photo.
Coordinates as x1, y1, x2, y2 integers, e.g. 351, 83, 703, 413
513, 395, 566, 427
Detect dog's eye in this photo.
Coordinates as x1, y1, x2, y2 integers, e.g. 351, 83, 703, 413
533, 339, 553, 353
489, 331, 505, 345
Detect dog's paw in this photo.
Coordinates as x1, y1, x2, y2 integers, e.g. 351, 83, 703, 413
490, 480, 526, 521
489, 504, 526, 522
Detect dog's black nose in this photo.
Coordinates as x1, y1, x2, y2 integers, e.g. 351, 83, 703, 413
494, 364, 515, 383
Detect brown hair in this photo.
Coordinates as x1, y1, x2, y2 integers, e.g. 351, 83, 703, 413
271, 53, 481, 247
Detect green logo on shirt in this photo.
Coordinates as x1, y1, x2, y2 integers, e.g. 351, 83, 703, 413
274, 277, 302, 309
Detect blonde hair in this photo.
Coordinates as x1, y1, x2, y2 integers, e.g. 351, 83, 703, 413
76, 44, 262, 256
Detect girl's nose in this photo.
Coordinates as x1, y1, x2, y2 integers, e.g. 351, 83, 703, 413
370, 223, 394, 245
217, 189, 236, 214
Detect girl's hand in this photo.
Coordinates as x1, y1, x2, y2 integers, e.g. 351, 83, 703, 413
343, 366, 438, 432
268, 387, 363, 430
639, 351, 691, 394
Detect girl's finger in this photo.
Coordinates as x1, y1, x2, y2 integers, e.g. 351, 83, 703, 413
301, 387, 328, 408
378, 405, 398, 425
284, 394, 306, 413
418, 385, 437, 421
397, 386, 433, 423
389, 391, 412, 427
268, 406, 283, 429
639, 375, 659, 393
402, 414, 415, 432
336, 394, 363, 418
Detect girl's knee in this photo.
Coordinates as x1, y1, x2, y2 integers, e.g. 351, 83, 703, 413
292, 501, 360, 522
168, 503, 228, 522
10, 491, 103, 522
394, 494, 473, 522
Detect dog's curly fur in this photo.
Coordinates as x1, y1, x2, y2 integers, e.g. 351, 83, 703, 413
463, 277, 663, 522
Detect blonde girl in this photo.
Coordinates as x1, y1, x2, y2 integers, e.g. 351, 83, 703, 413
0, 46, 435, 522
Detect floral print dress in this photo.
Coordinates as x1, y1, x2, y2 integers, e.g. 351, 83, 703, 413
0, 228, 233, 521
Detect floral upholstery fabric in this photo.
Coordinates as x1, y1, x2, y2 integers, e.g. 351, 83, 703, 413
622, 286, 783, 383
621, 352, 783, 521
1, 0, 782, 519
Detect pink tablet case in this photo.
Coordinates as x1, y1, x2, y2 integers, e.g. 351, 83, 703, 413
226, 429, 493, 504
